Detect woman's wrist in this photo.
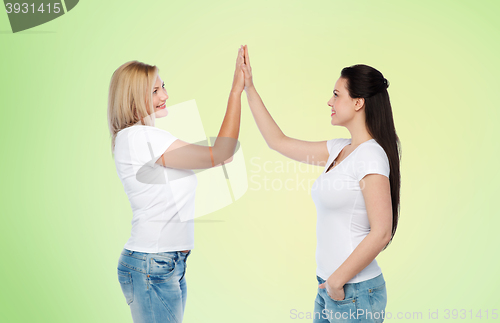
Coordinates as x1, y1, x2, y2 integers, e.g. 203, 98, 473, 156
244, 84, 256, 93
327, 274, 344, 289
230, 88, 243, 96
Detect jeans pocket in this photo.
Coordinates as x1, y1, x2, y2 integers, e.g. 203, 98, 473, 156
149, 256, 176, 283
323, 286, 356, 305
321, 287, 357, 322
117, 269, 134, 305
368, 283, 387, 323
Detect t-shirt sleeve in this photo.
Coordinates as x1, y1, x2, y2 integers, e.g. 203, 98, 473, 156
131, 127, 178, 168
353, 144, 390, 181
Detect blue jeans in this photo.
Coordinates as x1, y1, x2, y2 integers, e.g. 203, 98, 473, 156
117, 248, 192, 323
314, 273, 387, 323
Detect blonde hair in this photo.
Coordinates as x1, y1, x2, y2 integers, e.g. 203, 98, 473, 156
107, 60, 159, 156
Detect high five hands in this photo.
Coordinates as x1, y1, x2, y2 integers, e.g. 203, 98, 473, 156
231, 44, 254, 94
231, 45, 245, 93
241, 45, 254, 90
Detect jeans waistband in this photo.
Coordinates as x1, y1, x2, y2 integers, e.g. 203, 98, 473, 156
121, 248, 191, 261
316, 273, 385, 289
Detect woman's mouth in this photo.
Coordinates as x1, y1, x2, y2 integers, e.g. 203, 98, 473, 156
157, 103, 166, 109
331, 110, 336, 116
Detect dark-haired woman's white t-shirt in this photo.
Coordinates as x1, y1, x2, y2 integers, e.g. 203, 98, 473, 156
113, 125, 197, 253
311, 138, 390, 283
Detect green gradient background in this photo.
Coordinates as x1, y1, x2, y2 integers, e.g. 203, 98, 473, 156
1, 0, 499, 322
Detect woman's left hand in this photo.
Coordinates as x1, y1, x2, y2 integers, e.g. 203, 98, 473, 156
231, 45, 245, 94
319, 280, 345, 301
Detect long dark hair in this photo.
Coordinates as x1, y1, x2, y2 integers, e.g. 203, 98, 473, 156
341, 64, 401, 251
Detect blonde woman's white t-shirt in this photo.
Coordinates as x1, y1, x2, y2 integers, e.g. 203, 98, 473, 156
311, 138, 390, 283
113, 125, 197, 253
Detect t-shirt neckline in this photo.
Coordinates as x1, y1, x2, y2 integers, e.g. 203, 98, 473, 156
324, 138, 375, 174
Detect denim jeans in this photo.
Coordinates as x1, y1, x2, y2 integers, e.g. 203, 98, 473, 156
117, 248, 192, 323
314, 273, 387, 323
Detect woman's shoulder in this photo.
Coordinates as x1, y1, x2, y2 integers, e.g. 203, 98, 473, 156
116, 124, 143, 137
117, 125, 173, 138
115, 125, 174, 151
352, 139, 390, 180
354, 139, 389, 162
358, 139, 386, 152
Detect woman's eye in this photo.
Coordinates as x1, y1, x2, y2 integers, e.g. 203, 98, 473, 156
153, 84, 165, 94
334, 93, 338, 97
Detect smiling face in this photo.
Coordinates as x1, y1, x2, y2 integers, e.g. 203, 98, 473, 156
152, 75, 169, 118
327, 77, 365, 126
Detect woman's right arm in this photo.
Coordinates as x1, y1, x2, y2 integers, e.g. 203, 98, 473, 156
241, 45, 329, 166
155, 46, 245, 170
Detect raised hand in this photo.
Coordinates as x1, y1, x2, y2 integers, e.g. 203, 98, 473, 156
231, 45, 245, 93
241, 45, 254, 90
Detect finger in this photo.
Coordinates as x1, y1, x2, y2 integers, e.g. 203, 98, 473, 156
318, 283, 325, 289
237, 48, 243, 61
244, 45, 250, 67
243, 45, 250, 64
242, 46, 246, 63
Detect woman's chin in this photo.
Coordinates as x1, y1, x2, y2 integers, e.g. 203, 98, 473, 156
155, 109, 169, 118
330, 117, 342, 126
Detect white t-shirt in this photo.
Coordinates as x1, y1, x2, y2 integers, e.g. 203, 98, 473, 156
113, 125, 197, 253
311, 138, 390, 283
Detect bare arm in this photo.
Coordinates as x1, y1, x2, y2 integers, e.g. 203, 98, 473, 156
321, 174, 393, 298
241, 45, 329, 166
155, 46, 244, 169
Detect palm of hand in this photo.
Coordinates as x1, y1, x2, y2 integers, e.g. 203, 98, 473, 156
232, 46, 245, 92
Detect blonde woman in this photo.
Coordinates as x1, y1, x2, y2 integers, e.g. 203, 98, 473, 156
240, 45, 401, 323
108, 46, 246, 322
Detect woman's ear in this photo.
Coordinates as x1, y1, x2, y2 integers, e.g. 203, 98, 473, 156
354, 98, 365, 111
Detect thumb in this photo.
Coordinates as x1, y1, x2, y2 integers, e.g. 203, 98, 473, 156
318, 283, 325, 289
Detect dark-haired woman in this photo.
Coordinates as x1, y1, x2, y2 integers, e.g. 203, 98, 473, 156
240, 45, 401, 323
